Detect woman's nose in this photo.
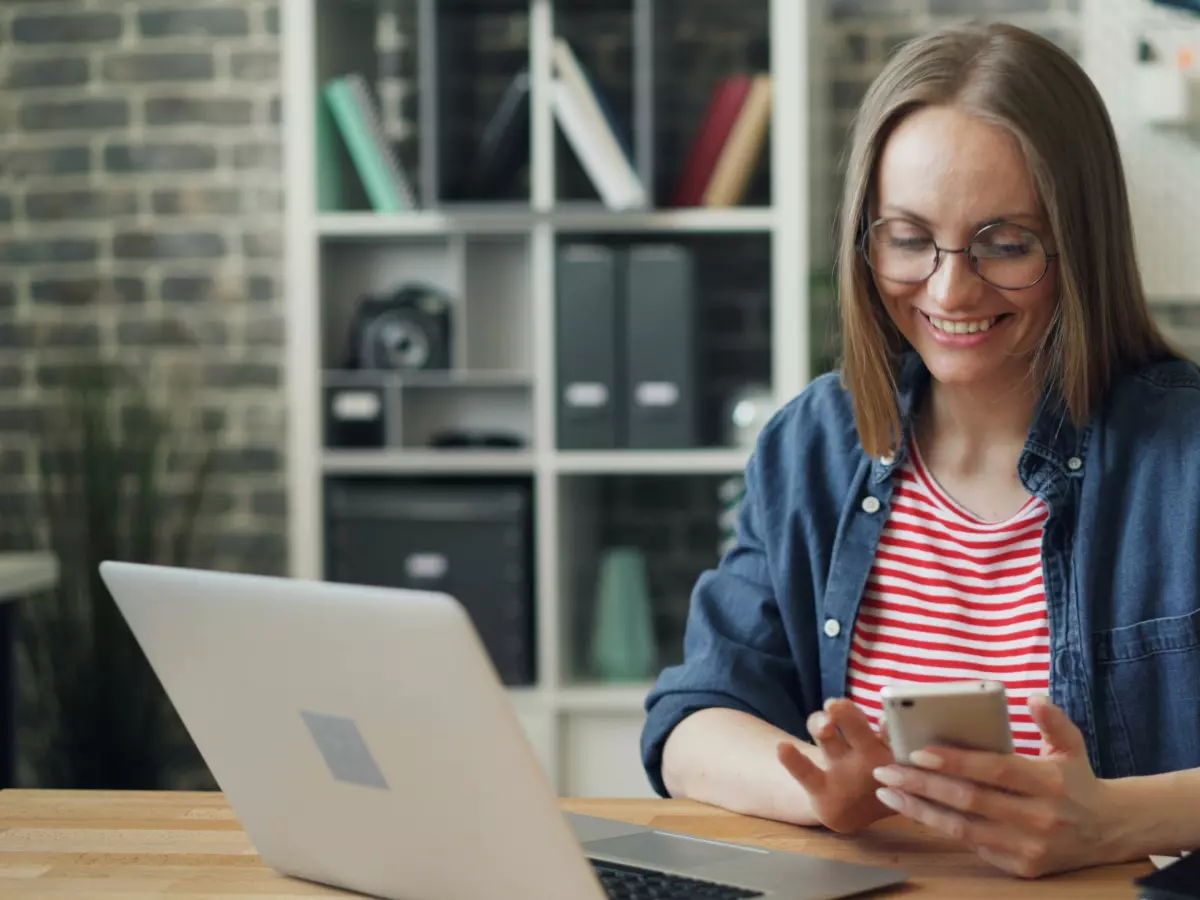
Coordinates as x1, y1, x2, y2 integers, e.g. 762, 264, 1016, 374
926, 250, 985, 310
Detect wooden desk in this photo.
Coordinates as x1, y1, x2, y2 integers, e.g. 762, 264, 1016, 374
0, 790, 1154, 898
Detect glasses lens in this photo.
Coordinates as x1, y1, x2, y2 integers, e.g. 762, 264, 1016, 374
866, 219, 937, 283
970, 223, 1048, 289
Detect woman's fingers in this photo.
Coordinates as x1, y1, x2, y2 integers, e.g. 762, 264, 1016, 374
778, 741, 826, 794
826, 699, 881, 753
807, 709, 851, 761
875, 787, 1037, 860
877, 715, 892, 749
874, 764, 1059, 833
904, 745, 1067, 799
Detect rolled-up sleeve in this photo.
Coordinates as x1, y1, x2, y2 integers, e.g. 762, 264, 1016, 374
639, 439, 808, 798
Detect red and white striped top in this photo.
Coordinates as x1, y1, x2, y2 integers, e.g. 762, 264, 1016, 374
846, 442, 1050, 756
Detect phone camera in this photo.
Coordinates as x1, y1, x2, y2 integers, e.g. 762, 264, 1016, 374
900, 700, 914, 708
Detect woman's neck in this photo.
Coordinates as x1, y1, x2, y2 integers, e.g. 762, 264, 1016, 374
915, 378, 1040, 472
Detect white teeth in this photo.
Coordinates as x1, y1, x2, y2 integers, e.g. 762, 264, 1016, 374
929, 316, 998, 335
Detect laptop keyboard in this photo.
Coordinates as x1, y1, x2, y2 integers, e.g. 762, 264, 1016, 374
590, 858, 764, 899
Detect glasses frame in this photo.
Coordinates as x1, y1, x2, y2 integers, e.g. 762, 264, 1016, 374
859, 216, 1060, 291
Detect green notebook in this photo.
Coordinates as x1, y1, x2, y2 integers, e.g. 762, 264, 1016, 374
322, 74, 416, 213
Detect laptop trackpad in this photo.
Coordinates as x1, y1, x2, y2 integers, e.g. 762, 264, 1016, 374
587, 830, 762, 870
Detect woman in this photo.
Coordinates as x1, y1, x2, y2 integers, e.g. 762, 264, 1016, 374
641, 21, 1200, 879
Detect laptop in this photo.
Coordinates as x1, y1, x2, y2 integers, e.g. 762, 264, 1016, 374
99, 561, 907, 900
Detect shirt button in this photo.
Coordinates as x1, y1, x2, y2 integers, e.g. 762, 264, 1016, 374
1067, 456, 1082, 471
880, 453, 894, 466
861, 495, 881, 514
824, 618, 841, 638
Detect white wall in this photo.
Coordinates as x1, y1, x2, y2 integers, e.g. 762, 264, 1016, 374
1082, 0, 1200, 303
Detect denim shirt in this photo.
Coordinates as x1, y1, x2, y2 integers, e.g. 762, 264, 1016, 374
641, 352, 1200, 797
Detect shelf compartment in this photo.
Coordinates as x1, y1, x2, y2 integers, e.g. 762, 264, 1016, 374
462, 234, 532, 373
319, 231, 532, 451
653, 0, 771, 210
557, 472, 734, 687
313, 0, 387, 214
321, 235, 464, 371
320, 233, 531, 376
559, 711, 657, 798
402, 382, 532, 451
551, 0, 640, 206
324, 474, 538, 686
322, 371, 533, 452
432, 0, 532, 205
553, 232, 773, 451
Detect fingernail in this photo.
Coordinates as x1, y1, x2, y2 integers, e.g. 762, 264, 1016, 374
809, 712, 829, 733
824, 696, 837, 712
908, 750, 943, 769
875, 788, 904, 811
1028, 691, 1050, 707
873, 766, 904, 786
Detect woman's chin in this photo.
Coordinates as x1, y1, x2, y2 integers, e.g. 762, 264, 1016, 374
916, 348, 1022, 389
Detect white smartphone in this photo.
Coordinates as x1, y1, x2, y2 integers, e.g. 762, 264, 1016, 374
881, 680, 1014, 763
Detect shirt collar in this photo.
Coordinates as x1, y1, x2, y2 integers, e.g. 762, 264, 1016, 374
870, 351, 1088, 484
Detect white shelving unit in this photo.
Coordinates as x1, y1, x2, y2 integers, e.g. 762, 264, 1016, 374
282, 0, 826, 797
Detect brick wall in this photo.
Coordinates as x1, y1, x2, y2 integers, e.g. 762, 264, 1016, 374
0, 0, 287, 574
825, 0, 1082, 207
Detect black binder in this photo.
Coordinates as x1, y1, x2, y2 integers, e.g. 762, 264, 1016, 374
556, 243, 624, 449
624, 243, 697, 448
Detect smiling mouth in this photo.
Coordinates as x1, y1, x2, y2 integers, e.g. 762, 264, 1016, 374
923, 313, 1010, 335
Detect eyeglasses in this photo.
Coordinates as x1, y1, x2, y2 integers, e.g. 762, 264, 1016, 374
860, 217, 1059, 291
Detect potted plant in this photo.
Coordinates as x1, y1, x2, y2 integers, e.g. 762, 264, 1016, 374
4, 355, 225, 789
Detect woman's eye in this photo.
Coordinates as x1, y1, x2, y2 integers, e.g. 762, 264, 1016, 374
975, 224, 1038, 258
977, 241, 1031, 258
890, 236, 932, 251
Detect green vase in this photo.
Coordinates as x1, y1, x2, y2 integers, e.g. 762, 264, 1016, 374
589, 547, 658, 682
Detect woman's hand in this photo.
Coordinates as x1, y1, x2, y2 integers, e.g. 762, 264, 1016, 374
777, 698, 897, 833
870, 693, 1121, 878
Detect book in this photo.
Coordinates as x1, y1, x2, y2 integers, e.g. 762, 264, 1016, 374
315, 87, 348, 213
322, 73, 417, 213
451, 68, 530, 201
671, 74, 754, 207
552, 37, 646, 210
703, 74, 772, 207
551, 79, 640, 209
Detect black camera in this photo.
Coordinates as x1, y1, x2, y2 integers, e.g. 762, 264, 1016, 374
345, 283, 453, 372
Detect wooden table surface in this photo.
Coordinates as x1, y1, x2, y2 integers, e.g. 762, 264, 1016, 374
0, 790, 1154, 898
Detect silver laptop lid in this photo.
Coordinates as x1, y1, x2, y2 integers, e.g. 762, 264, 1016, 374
98, 561, 605, 900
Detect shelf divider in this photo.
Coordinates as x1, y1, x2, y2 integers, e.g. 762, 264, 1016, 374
634, 0, 656, 204
417, 0, 439, 208
530, 0, 557, 211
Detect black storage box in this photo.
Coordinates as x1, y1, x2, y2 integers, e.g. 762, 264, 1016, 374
324, 478, 536, 686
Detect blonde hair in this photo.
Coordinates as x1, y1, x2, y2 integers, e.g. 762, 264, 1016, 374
836, 22, 1177, 459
